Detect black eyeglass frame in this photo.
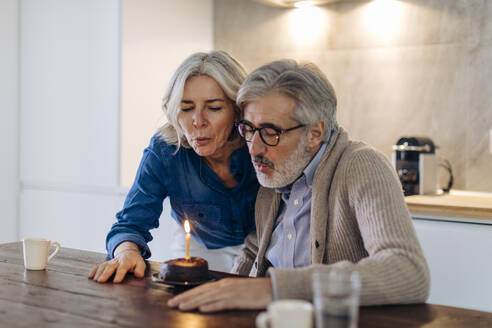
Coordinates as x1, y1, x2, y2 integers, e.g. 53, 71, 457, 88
235, 120, 305, 146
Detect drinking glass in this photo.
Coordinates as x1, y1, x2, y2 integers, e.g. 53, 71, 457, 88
312, 269, 361, 328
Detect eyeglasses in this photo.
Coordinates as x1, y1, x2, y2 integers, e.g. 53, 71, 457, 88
235, 120, 305, 146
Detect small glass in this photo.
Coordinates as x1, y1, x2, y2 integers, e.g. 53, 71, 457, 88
312, 269, 361, 328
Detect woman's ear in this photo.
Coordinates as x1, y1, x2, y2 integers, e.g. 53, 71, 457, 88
307, 121, 325, 150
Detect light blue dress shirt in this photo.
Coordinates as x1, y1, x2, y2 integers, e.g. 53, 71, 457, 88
266, 143, 327, 268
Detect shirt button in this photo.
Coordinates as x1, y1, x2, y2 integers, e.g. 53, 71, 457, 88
287, 233, 292, 240
293, 199, 299, 205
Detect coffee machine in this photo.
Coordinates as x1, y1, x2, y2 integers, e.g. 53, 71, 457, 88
392, 136, 437, 196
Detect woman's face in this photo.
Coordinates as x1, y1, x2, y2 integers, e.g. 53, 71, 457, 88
178, 75, 236, 159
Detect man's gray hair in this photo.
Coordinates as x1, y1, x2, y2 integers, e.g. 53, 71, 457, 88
237, 59, 338, 142
158, 50, 247, 149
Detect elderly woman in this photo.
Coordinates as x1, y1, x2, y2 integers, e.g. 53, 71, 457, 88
89, 51, 259, 283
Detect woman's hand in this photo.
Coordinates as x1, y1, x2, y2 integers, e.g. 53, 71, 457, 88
88, 242, 146, 283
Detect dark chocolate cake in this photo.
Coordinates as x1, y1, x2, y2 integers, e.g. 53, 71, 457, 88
160, 257, 209, 282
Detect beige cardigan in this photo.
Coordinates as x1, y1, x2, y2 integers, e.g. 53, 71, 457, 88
232, 128, 430, 305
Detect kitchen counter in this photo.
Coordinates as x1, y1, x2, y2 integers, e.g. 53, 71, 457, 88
405, 191, 492, 224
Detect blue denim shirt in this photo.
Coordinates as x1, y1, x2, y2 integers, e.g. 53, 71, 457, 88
106, 134, 259, 259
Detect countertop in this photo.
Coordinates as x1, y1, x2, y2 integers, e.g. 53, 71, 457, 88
405, 191, 492, 223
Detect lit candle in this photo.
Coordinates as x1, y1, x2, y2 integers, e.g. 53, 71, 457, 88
184, 219, 191, 260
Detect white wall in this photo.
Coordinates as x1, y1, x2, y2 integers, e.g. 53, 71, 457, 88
17, 0, 214, 261
0, 0, 19, 243
413, 219, 492, 312
120, 0, 214, 261
120, 0, 214, 187
20, 0, 121, 188
19, 0, 122, 252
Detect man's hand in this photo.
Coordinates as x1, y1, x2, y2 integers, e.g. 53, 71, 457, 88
167, 277, 273, 313
88, 242, 146, 283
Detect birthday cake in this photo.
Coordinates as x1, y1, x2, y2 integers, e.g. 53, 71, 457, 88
160, 257, 209, 283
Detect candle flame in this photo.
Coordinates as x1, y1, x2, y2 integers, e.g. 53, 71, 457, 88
184, 219, 190, 233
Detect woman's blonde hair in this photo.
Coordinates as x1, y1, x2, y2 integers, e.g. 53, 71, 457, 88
158, 50, 247, 150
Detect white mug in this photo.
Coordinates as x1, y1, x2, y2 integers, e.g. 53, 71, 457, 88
256, 299, 313, 328
23, 238, 61, 270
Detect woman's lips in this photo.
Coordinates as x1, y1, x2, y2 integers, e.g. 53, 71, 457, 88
195, 137, 211, 146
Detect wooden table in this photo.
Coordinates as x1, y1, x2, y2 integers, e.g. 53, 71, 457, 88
1, 242, 491, 327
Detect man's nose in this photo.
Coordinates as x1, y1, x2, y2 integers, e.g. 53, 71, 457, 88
248, 130, 266, 157
192, 108, 207, 128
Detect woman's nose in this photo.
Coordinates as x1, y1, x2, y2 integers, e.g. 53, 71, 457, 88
192, 109, 207, 128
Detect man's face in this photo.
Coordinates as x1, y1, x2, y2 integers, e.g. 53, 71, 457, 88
243, 91, 314, 188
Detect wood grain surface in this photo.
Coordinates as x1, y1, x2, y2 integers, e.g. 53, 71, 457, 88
0, 242, 257, 328
406, 194, 492, 220
1, 242, 492, 327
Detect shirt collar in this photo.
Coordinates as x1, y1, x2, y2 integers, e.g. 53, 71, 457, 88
304, 142, 327, 187
275, 142, 327, 193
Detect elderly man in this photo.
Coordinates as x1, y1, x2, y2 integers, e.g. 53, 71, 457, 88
168, 59, 430, 312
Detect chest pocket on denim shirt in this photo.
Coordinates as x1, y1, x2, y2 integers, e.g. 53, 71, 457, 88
180, 202, 231, 232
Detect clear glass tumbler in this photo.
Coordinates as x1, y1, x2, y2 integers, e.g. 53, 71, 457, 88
312, 269, 361, 328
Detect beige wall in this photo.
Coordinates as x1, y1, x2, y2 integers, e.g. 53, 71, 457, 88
121, 0, 214, 186
214, 0, 492, 192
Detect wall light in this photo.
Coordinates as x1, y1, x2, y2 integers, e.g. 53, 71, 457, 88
294, 1, 315, 8
287, 4, 328, 46
254, 0, 362, 8
362, 0, 404, 41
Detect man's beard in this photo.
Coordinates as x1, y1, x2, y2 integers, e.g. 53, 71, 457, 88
252, 133, 312, 188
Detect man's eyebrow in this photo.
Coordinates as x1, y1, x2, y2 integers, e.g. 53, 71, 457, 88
259, 122, 281, 129
243, 121, 281, 129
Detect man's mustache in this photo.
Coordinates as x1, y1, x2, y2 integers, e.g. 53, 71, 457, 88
252, 156, 275, 170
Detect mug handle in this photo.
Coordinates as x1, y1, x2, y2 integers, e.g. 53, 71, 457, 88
256, 311, 270, 328
47, 241, 61, 263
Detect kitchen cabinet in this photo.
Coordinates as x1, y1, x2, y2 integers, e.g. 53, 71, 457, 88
407, 193, 492, 312
412, 219, 492, 312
